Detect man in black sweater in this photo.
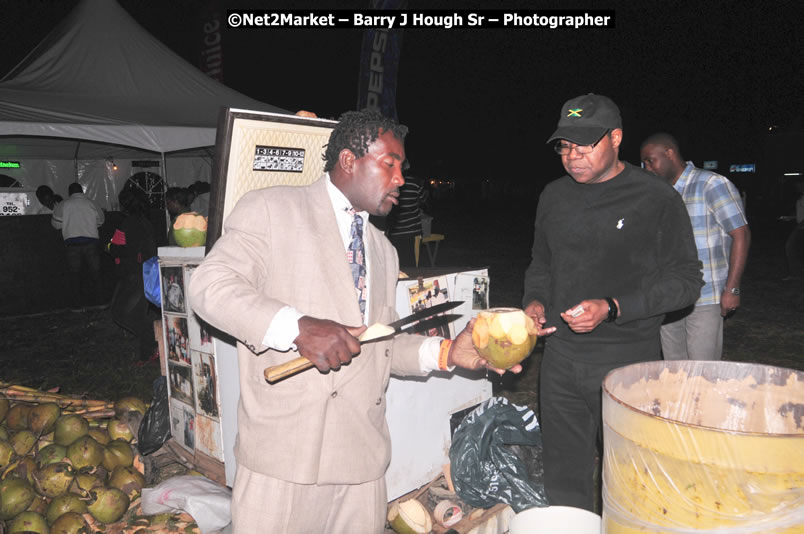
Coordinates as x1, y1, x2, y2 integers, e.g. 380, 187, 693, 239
523, 94, 703, 513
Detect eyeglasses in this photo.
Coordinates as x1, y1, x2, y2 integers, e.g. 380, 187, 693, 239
553, 131, 609, 155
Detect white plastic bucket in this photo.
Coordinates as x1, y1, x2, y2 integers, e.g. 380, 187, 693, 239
509, 505, 601, 534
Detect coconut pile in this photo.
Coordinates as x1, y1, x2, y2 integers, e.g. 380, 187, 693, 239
0, 384, 149, 534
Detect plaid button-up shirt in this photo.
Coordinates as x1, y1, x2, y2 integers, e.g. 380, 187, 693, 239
673, 162, 748, 305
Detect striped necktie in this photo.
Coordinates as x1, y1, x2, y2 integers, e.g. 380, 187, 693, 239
346, 209, 367, 320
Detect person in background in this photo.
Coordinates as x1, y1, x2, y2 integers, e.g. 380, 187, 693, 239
523, 94, 703, 512
189, 180, 210, 217
189, 109, 520, 533
108, 187, 158, 363
35, 185, 63, 214
52, 182, 105, 308
782, 180, 804, 280
641, 133, 750, 360
386, 175, 427, 267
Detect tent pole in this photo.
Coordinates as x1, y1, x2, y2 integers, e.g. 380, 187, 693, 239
162, 152, 170, 240
73, 141, 80, 183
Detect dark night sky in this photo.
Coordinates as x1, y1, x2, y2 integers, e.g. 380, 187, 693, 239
2, 0, 801, 185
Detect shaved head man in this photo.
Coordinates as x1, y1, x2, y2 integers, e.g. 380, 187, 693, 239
641, 133, 751, 361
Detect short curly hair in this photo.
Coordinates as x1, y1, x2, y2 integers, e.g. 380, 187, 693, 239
323, 109, 408, 172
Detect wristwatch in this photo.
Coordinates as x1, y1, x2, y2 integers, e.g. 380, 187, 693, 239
604, 297, 618, 322
728, 287, 741, 296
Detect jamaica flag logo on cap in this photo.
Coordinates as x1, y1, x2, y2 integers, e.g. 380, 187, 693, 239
567, 108, 582, 117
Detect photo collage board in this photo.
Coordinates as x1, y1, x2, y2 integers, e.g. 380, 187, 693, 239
160, 262, 224, 461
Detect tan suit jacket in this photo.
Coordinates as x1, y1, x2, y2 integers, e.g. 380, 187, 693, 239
189, 177, 427, 485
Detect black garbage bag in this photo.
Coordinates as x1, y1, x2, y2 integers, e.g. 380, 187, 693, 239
449, 396, 547, 513
137, 376, 172, 455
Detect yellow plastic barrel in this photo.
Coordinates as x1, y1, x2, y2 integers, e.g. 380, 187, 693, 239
602, 361, 804, 533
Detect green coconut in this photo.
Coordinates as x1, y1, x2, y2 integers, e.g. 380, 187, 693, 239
102, 439, 134, 471
10, 455, 38, 486
66, 435, 103, 470
26, 495, 49, 515
108, 465, 145, 501
113, 397, 147, 417
71, 471, 104, 496
172, 211, 208, 247
53, 415, 89, 447
33, 462, 76, 499
86, 486, 130, 524
10, 429, 37, 456
0, 438, 15, 471
0, 396, 9, 422
0, 425, 9, 440
8, 510, 49, 534
387, 499, 433, 534
29, 403, 61, 435
46, 494, 88, 525
50, 511, 90, 534
6, 403, 31, 431
0, 477, 36, 520
36, 444, 67, 468
106, 418, 134, 442
87, 428, 110, 446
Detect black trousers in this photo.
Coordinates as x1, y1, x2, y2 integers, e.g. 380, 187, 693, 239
539, 347, 640, 513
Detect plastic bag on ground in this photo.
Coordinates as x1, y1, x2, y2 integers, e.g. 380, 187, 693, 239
449, 396, 548, 513
137, 376, 171, 455
143, 255, 161, 307
141, 475, 232, 534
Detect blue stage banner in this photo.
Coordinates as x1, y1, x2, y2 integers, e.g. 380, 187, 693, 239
356, 0, 406, 120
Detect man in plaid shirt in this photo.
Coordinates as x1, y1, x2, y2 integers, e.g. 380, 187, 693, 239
641, 133, 750, 360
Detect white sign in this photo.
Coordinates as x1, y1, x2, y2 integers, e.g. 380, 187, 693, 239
0, 192, 29, 216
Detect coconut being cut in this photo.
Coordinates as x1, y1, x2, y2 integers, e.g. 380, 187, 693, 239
471, 308, 538, 369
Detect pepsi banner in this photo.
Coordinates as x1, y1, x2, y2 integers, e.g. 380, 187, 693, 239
356, 0, 406, 120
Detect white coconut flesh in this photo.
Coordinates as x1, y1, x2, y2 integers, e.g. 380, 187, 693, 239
359, 323, 396, 343
388, 499, 433, 534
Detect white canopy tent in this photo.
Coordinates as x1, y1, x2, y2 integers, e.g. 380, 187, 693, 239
0, 0, 289, 209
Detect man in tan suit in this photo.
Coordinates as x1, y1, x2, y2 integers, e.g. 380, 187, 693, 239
189, 110, 518, 533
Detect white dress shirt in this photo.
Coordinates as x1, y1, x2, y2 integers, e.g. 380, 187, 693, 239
262, 175, 444, 372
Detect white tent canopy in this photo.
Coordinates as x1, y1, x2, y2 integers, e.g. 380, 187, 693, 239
0, 0, 289, 208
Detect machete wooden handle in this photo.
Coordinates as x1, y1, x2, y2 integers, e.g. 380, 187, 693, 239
263, 323, 397, 383
264, 356, 313, 383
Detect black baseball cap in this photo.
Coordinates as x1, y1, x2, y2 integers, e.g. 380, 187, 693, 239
547, 93, 622, 145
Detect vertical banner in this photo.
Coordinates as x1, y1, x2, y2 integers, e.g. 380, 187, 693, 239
199, 0, 224, 82
356, 0, 406, 120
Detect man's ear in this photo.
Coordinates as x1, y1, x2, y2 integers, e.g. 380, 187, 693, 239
666, 147, 680, 162
338, 149, 356, 175
610, 128, 623, 149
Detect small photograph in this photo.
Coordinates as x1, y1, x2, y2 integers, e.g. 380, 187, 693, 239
188, 310, 214, 354
195, 415, 224, 461
168, 362, 194, 407
169, 398, 193, 453
161, 266, 185, 313
182, 406, 196, 451
407, 276, 449, 313
406, 276, 451, 339
165, 315, 190, 364
472, 276, 490, 310
193, 351, 219, 419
